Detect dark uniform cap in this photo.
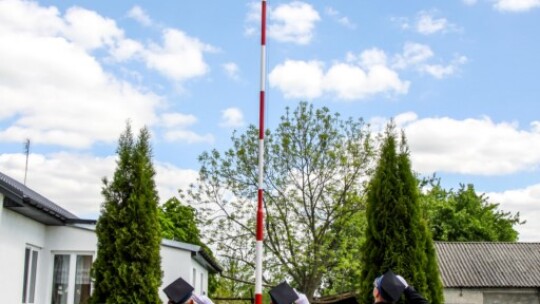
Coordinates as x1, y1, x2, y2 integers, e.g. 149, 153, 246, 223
163, 277, 194, 304
269, 282, 299, 304
376, 270, 406, 303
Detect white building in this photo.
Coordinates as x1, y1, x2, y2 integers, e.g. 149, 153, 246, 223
0, 171, 221, 304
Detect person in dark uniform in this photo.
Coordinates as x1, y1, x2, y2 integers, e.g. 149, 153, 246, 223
164, 277, 214, 304
373, 270, 429, 304
269, 281, 310, 304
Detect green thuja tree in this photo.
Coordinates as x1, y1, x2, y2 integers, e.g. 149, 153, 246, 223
359, 125, 443, 304
91, 124, 162, 303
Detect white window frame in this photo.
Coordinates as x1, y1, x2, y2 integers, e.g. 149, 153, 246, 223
200, 272, 204, 295
50, 251, 94, 304
22, 245, 40, 304
192, 268, 197, 289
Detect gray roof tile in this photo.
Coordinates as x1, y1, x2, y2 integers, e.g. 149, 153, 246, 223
436, 242, 540, 288
0, 170, 79, 222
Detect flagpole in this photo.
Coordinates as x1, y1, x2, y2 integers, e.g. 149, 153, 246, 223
255, 1, 267, 304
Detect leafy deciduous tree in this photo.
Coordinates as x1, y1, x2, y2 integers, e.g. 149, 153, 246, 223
187, 102, 375, 300
420, 181, 523, 242
160, 197, 203, 244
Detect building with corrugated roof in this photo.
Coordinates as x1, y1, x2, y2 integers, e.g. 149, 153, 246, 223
436, 242, 540, 304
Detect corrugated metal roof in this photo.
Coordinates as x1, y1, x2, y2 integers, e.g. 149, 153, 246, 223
0, 170, 79, 222
436, 242, 540, 288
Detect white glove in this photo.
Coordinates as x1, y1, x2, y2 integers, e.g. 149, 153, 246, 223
295, 291, 310, 304
396, 275, 409, 288
192, 294, 214, 304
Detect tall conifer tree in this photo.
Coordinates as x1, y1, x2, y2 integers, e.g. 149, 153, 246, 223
359, 125, 443, 304
91, 124, 162, 304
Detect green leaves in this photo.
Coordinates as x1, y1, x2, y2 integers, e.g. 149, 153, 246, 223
189, 102, 374, 299
91, 123, 162, 304
159, 197, 201, 243
421, 182, 523, 242
359, 125, 444, 304
158, 196, 220, 295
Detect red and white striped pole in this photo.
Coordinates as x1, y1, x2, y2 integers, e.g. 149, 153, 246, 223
255, 1, 267, 304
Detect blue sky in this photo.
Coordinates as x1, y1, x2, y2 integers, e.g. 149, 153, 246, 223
1, 0, 539, 240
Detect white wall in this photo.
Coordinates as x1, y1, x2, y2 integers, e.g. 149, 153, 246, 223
191, 256, 210, 296
444, 288, 483, 304
42, 225, 97, 303
1, 195, 211, 304
160, 245, 211, 301
0, 195, 47, 304
444, 288, 540, 304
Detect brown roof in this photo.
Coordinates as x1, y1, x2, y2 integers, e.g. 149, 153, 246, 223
436, 242, 540, 288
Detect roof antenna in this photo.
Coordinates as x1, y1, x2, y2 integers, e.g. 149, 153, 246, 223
24, 138, 30, 185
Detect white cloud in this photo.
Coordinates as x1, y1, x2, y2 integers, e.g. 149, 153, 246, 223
393, 42, 434, 69
393, 116, 540, 175
0, 0, 63, 36
0, 0, 170, 148
393, 11, 458, 35
0, 152, 114, 216
159, 112, 213, 144
127, 5, 152, 26
416, 11, 449, 35
494, 0, 540, 11
487, 184, 540, 242
269, 1, 320, 44
164, 130, 214, 144
395, 112, 418, 126
109, 38, 144, 61
0, 1, 215, 149
160, 113, 197, 128
0, 32, 160, 148
62, 6, 124, 50
420, 55, 468, 79
269, 60, 325, 99
220, 108, 245, 128
154, 162, 199, 203
337, 17, 356, 29
532, 121, 540, 133
420, 64, 455, 79
0, 152, 198, 217
222, 62, 240, 80
325, 7, 356, 29
324, 63, 409, 100
392, 43, 466, 78
270, 49, 410, 101
0, 1, 216, 84
358, 48, 388, 69
246, 1, 320, 45
144, 28, 215, 81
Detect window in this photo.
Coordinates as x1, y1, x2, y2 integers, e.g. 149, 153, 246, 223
22, 246, 39, 304
200, 273, 204, 294
192, 268, 197, 288
51, 255, 70, 304
51, 253, 93, 304
74, 255, 92, 304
